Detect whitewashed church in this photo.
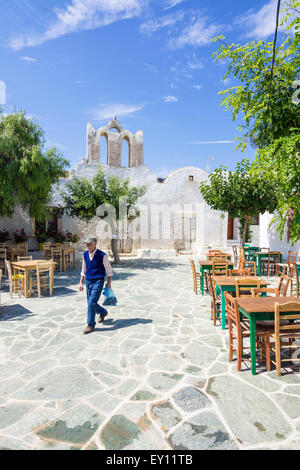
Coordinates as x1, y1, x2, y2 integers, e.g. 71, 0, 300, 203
1, 118, 299, 258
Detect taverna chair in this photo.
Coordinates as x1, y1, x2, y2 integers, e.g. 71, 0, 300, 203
29, 261, 55, 297
51, 246, 63, 272
229, 268, 251, 277
225, 292, 271, 372
190, 259, 201, 295
17, 256, 33, 261
205, 272, 221, 326
212, 260, 229, 276
270, 302, 300, 376
5, 260, 26, 298
276, 251, 298, 277
235, 278, 261, 298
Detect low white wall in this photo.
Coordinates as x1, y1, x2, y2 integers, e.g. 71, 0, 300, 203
260, 213, 300, 260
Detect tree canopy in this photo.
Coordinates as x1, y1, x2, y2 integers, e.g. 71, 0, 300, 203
212, 1, 300, 243
199, 159, 278, 246
62, 167, 147, 263
0, 111, 69, 220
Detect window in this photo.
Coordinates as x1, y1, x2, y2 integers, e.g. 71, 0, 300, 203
189, 175, 194, 182
251, 215, 260, 225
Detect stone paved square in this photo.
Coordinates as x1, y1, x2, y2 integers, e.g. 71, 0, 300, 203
0, 257, 299, 450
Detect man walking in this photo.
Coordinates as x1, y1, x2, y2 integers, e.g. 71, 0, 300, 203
79, 237, 113, 335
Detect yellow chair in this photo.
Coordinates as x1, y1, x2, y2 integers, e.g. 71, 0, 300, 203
5, 260, 26, 298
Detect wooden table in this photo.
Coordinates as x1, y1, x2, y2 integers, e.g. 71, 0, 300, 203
244, 246, 259, 260
237, 296, 300, 375
213, 276, 269, 330
11, 260, 56, 298
199, 261, 234, 295
252, 251, 283, 276
206, 253, 232, 261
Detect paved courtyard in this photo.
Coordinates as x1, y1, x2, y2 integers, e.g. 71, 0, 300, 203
0, 256, 300, 450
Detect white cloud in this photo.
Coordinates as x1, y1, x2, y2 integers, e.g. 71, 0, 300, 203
164, 0, 186, 10
163, 96, 179, 103
187, 60, 204, 70
169, 16, 219, 49
88, 102, 144, 121
237, 0, 291, 39
193, 85, 203, 90
10, 0, 146, 50
140, 11, 184, 35
20, 56, 37, 62
189, 140, 235, 144
145, 63, 159, 73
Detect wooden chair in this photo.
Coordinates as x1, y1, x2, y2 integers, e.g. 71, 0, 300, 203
276, 251, 297, 277
190, 259, 201, 295
229, 268, 251, 276
29, 261, 55, 297
5, 260, 26, 298
278, 275, 292, 297
212, 260, 229, 276
270, 302, 300, 376
206, 272, 221, 326
244, 260, 257, 276
51, 246, 63, 272
266, 251, 281, 276
213, 253, 228, 260
290, 266, 299, 298
0, 248, 7, 274
235, 278, 261, 298
17, 256, 33, 261
43, 243, 52, 260
225, 292, 271, 372
252, 287, 279, 297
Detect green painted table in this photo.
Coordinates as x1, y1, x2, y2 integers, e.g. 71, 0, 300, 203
238, 296, 300, 375
199, 261, 234, 296
213, 276, 269, 330
244, 246, 259, 261
252, 251, 283, 276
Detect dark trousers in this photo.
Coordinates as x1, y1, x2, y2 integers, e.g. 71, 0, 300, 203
86, 278, 107, 328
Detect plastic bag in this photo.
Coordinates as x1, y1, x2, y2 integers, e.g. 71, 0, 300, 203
103, 285, 117, 306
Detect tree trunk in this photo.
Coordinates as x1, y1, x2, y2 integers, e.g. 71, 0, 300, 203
241, 215, 250, 248
111, 238, 121, 265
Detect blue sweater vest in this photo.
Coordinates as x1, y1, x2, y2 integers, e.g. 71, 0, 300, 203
84, 250, 106, 280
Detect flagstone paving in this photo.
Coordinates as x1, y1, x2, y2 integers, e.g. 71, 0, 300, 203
0, 256, 300, 450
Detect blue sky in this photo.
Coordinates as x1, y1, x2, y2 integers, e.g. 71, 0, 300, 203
0, 0, 284, 175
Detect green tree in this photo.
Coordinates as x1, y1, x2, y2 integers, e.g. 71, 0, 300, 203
0, 111, 69, 221
212, 1, 300, 243
199, 159, 278, 247
62, 168, 147, 264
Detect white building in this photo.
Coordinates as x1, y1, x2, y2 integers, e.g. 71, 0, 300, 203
1, 118, 299, 258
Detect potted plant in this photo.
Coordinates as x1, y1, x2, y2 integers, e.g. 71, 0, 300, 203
13, 229, 28, 244
65, 231, 82, 246
0, 229, 9, 243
